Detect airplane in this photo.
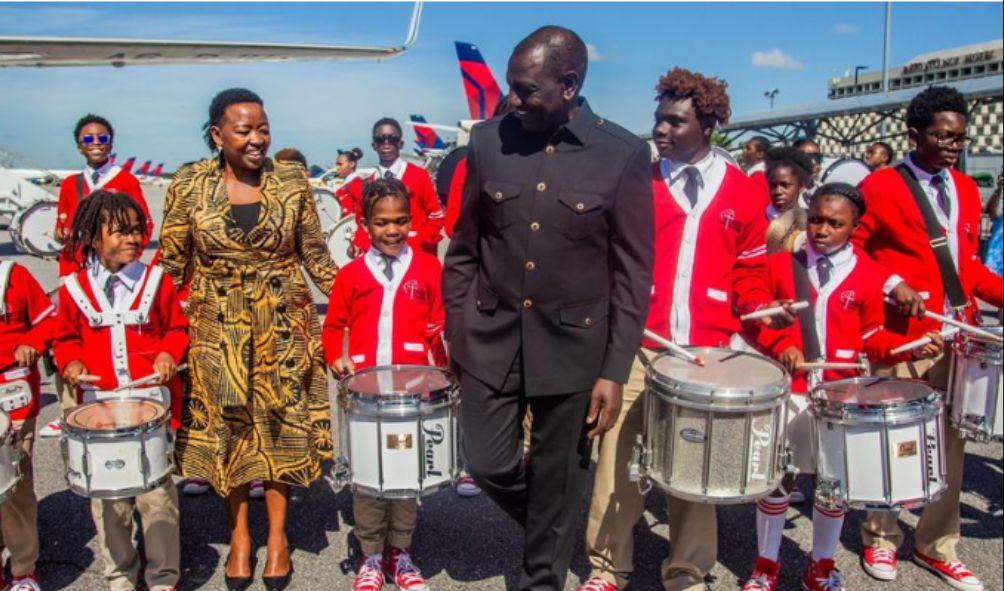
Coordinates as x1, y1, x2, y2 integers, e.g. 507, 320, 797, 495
120, 156, 137, 173
134, 160, 152, 177
455, 42, 503, 120
410, 115, 447, 153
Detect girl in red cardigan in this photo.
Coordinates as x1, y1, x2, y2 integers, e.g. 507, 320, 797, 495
52, 190, 188, 591
742, 183, 943, 591
323, 178, 444, 591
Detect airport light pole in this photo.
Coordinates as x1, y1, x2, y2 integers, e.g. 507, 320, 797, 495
764, 88, 779, 109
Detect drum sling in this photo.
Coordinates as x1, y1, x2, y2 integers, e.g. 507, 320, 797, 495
792, 251, 823, 362
895, 164, 967, 309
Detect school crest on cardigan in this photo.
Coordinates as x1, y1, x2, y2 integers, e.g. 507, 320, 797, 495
401, 279, 429, 302
719, 208, 738, 231
839, 290, 857, 311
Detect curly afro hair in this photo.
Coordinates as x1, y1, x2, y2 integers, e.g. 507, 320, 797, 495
655, 67, 731, 126
765, 146, 814, 185
906, 86, 968, 130
73, 114, 114, 143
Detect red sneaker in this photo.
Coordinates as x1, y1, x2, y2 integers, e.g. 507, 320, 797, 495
576, 577, 618, 591
742, 557, 780, 591
862, 546, 898, 581
8, 571, 42, 591
353, 554, 385, 591
913, 551, 984, 591
802, 559, 846, 591
385, 547, 429, 591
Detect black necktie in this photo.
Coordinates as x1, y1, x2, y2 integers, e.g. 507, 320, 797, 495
104, 275, 120, 306
378, 253, 396, 281
817, 256, 833, 288
682, 166, 702, 207
930, 174, 951, 218
384, 170, 395, 180
91, 170, 101, 186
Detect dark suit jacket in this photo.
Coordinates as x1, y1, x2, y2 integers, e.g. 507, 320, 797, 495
443, 99, 654, 395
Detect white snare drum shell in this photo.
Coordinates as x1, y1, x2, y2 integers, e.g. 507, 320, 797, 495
949, 329, 1003, 442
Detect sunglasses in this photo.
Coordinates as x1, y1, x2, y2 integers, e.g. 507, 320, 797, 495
80, 134, 111, 145
372, 134, 401, 145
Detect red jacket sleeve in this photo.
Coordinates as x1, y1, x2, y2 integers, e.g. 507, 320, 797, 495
749, 256, 798, 357
858, 278, 913, 365
425, 259, 448, 367
412, 170, 445, 249
733, 204, 772, 315
444, 158, 468, 238
52, 287, 87, 374
155, 278, 190, 364
322, 273, 352, 367
56, 175, 79, 237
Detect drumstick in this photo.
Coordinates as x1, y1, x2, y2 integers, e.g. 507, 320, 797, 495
740, 301, 809, 321
113, 363, 188, 391
889, 328, 960, 356
643, 329, 704, 366
797, 362, 868, 371
76, 374, 101, 383
921, 310, 1002, 343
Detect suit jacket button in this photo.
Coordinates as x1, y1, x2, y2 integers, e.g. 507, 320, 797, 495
285, 359, 296, 368
530, 222, 541, 231
217, 287, 226, 296
280, 330, 291, 339
525, 261, 536, 271
585, 317, 593, 326
575, 202, 585, 211
494, 191, 503, 201
522, 299, 533, 309
545, 145, 555, 155
536, 182, 546, 192
476, 299, 482, 307
217, 313, 225, 322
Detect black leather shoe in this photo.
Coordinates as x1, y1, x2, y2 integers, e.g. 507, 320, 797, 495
224, 552, 254, 591
262, 561, 293, 591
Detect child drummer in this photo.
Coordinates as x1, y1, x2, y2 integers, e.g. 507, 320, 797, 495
0, 260, 57, 591
742, 182, 945, 591
51, 190, 188, 591
322, 177, 446, 591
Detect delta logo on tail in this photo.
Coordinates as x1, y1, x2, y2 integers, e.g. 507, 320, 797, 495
121, 156, 136, 172
455, 41, 502, 120
109, 153, 117, 164
135, 160, 152, 176
410, 115, 447, 151
149, 163, 164, 177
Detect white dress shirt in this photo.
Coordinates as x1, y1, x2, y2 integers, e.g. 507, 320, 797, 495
87, 258, 147, 312
363, 244, 413, 366
374, 158, 407, 181
660, 149, 727, 212
83, 159, 122, 192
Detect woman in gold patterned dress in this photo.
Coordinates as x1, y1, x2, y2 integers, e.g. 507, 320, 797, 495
159, 88, 336, 590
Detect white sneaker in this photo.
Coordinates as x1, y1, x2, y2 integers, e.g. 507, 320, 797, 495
455, 475, 482, 497
249, 480, 265, 499
182, 478, 211, 496
7, 572, 42, 591
38, 418, 63, 437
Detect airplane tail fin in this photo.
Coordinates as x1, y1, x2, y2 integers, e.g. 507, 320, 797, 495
150, 163, 163, 177
109, 152, 117, 164
410, 115, 447, 151
121, 157, 136, 172
135, 160, 152, 176
455, 41, 503, 120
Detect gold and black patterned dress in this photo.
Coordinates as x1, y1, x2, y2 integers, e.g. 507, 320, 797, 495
159, 158, 337, 495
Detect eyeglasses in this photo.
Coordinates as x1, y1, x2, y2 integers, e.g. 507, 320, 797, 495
923, 130, 969, 147
372, 134, 401, 145
80, 134, 111, 145
805, 153, 823, 164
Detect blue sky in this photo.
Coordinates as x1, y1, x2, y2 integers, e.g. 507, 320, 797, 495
1, 1, 1001, 170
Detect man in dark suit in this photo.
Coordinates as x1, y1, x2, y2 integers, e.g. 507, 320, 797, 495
443, 25, 654, 591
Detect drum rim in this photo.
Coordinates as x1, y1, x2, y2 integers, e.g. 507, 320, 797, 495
64, 397, 169, 436
646, 349, 790, 404
809, 377, 941, 420
953, 326, 1004, 357
11, 199, 61, 257
820, 157, 870, 183
339, 364, 458, 405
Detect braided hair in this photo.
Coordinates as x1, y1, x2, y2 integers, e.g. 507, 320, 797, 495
811, 182, 867, 223
66, 190, 147, 262
362, 177, 411, 221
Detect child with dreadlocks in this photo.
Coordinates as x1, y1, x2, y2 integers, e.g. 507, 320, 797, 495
52, 189, 188, 591
322, 178, 445, 591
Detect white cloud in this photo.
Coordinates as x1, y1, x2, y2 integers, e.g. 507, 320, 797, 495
586, 43, 605, 62
832, 23, 860, 36
751, 48, 803, 71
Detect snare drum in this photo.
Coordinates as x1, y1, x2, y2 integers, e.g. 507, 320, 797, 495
638, 348, 790, 504
331, 365, 459, 499
61, 398, 174, 499
819, 157, 871, 186
312, 187, 344, 234
0, 411, 21, 504
10, 200, 61, 258
326, 216, 358, 269
948, 326, 1003, 442
0, 367, 33, 413
811, 378, 947, 511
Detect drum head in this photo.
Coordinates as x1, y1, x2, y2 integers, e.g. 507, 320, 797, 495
326, 216, 358, 269
343, 365, 453, 402
811, 377, 934, 407
311, 187, 343, 233
820, 158, 871, 186
10, 200, 61, 257
66, 398, 166, 432
649, 348, 787, 401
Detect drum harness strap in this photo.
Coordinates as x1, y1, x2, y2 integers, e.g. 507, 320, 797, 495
0, 260, 14, 316
64, 266, 164, 389
894, 164, 968, 310
792, 251, 823, 363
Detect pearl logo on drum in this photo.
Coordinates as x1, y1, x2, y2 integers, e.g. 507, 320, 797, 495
423, 423, 445, 477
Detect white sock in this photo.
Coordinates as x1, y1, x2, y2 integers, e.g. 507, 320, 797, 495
811, 504, 846, 562
756, 493, 790, 562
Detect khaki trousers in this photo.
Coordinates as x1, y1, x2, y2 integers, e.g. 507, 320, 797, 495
54, 372, 78, 414
0, 419, 39, 578
860, 354, 966, 561
585, 351, 714, 591
91, 479, 180, 591
353, 495, 418, 557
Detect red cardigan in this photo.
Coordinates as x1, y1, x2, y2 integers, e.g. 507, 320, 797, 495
56, 168, 153, 276
852, 166, 1003, 340
0, 262, 56, 421
52, 264, 189, 427
322, 249, 447, 369
644, 161, 772, 349
754, 250, 911, 393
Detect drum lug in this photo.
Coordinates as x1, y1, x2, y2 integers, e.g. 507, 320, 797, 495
325, 457, 351, 493
783, 447, 799, 477
628, 436, 653, 495
815, 477, 845, 511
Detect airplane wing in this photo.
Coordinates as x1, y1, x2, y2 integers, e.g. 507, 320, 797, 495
0, 2, 421, 68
